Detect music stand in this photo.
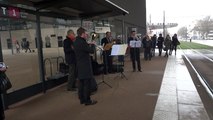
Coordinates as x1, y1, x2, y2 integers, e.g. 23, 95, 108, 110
97, 45, 112, 88
129, 40, 142, 71
111, 44, 128, 80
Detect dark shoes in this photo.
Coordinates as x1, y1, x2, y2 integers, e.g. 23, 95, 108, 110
138, 70, 142, 72
80, 101, 84, 104
85, 100, 97, 106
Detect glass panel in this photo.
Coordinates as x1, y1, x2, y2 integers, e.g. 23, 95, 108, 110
41, 23, 80, 79
0, 17, 40, 92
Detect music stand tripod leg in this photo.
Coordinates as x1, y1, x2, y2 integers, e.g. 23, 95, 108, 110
98, 73, 112, 88
114, 55, 127, 80
121, 72, 128, 80
98, 51, 112, 88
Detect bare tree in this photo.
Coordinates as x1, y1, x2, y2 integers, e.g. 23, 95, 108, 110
193, 16, 213, 39
178, 27, 188, 39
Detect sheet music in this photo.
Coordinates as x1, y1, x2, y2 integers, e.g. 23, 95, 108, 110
111, 44, 127, 56
129, 40, 141, 48
135, 41, 141, 47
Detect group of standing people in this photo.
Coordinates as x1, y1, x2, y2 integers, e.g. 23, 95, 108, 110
142, 33, 179, 58
127, 31, 179, 72
157, 33, 179, 57
63, 27, 97, 106
63, 27, 180, 106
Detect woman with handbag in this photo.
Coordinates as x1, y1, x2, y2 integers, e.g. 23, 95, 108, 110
172, 34, 180, 55
164, 35, 172, 57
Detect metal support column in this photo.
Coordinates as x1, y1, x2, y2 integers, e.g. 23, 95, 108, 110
0, 34, 3, 62
122, 17, 125, 43
8, 19, 14, 54
163, 11, 166, 38
81, 19, 83, 27
36, 11, 46, 93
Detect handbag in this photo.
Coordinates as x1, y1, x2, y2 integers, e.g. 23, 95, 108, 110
0, 73, 12, 93
163, 45, 167, 51
177, 41, 180, 45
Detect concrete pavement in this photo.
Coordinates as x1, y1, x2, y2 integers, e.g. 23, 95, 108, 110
4, 50, 211, 120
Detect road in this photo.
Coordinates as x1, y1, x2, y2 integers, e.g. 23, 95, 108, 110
191, 39, 213, 47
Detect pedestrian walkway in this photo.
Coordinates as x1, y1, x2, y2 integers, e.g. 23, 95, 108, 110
152, 50, 210, 120
4, 51, 211, 120
4, 54, 167, 120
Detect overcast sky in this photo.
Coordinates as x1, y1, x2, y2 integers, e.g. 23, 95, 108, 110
146, 0, 213, 33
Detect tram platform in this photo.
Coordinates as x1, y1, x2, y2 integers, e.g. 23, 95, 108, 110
4, 50, 211, 120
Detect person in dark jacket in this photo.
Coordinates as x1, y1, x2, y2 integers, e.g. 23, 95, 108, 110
128, 31, 142, 72
63, 29, 77, 91
144, 35, 152, 60
164, 34, 172, 57
101, 32, 113, 73
172, 33, 179, 55
74, 27, 97, 106
157, 33, 164, 56
151, 34, 157, 57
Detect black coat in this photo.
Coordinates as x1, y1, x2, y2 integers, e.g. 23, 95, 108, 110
101, 37, 110, 46
151, 36, 157, 48
74, 36, 94, 79
172, 36, 179, 46
101, 37, 112, 54
63, 36, 76, 64
157, 37, 164, 48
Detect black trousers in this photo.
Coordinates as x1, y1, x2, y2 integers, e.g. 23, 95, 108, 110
102, 51, 112, 73
130, 48, 141, 71
144, 47, 151, 60
0, 98, 5, 120
78, 78, 91, 103
158, 47, 163, 56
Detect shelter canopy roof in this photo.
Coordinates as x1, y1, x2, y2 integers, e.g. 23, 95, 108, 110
5, 0, 129, 19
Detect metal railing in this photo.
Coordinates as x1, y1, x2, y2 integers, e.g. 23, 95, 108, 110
43, 58, 52, 77
43, 56, 66, 79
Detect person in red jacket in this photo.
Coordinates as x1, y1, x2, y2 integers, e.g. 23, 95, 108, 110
63, 30, 77, 91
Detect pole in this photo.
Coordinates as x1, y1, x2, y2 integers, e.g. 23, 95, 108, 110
163, 11, 165, 38
8, 19, 14, 54
36, 11, 46, 93
0, 34, 3, 62
122, 17, 125, 43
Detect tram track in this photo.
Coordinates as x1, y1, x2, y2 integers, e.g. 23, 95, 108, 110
179, 45, 213, 99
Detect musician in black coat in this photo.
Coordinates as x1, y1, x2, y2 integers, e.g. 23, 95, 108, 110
101, 31, 113, 73
128, 31, 142, 72
74, 27, 97, 106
